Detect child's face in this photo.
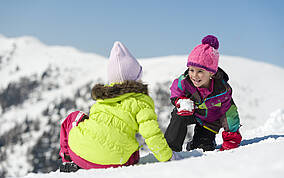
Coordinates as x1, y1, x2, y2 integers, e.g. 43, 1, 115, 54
188, 66, 213, 88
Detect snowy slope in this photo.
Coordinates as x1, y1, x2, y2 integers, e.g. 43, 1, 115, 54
19, 109, 284, 178
0, 35, 106, 134
0, 35, 284, 178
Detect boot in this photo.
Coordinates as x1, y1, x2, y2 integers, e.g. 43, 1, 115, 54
186, 124, 216, 152
59, 162, 81, 172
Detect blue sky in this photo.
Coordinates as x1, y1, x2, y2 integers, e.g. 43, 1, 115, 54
1, 0, 284, 67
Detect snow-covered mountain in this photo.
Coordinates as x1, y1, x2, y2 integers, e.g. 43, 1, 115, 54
0, 35, 284, 178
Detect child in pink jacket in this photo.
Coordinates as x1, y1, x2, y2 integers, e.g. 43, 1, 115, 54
165, 35, 242, 152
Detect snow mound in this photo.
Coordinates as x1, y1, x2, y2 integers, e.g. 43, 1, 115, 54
262, 109, 284, 132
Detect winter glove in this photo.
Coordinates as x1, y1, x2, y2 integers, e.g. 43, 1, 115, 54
175, 97, 195, 116
169, 151, 182, 161
220, 131, 242, 151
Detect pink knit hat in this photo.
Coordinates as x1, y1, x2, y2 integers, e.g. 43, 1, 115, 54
187, 35, 219, 73
107, 41, 143, 84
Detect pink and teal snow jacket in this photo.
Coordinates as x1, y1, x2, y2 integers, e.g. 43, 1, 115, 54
170, 67, 241, 133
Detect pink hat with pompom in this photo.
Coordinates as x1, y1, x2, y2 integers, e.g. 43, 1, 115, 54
187, 35, 219, 73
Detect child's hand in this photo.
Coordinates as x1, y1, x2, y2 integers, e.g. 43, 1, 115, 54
220, 131, 242, 151
176, 97, 195, 116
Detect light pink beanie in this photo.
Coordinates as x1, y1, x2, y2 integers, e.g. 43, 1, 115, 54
107, 41, 143, 84
187, 35, 219, 73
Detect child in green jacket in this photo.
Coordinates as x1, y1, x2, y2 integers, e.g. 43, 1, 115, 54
59, 41, 173, 172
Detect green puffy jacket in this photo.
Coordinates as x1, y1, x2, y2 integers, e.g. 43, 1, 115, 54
68, 81, 172, 165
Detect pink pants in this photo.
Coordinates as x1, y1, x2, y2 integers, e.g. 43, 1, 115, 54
59, 111, 140, 169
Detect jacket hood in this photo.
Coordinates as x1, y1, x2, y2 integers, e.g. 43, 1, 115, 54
91, 80, 148, 100
213, 67, 229, 82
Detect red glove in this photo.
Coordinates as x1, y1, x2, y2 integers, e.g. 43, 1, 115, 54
175, 97, 195, 116
220, 130, 242, 151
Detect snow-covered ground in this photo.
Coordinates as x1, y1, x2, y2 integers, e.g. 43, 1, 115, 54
0, 35, 284, 178
20, 109, 284, 178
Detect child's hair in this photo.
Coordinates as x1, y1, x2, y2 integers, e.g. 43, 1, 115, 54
187, 35, 219, 74
107, 41, 143, 84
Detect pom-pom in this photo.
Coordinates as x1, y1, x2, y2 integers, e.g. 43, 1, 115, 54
202, 35, 219, 49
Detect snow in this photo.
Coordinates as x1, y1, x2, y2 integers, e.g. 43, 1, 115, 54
0, 34, 284, 178
20, 110, 284, 178
19, 137, 284, 178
